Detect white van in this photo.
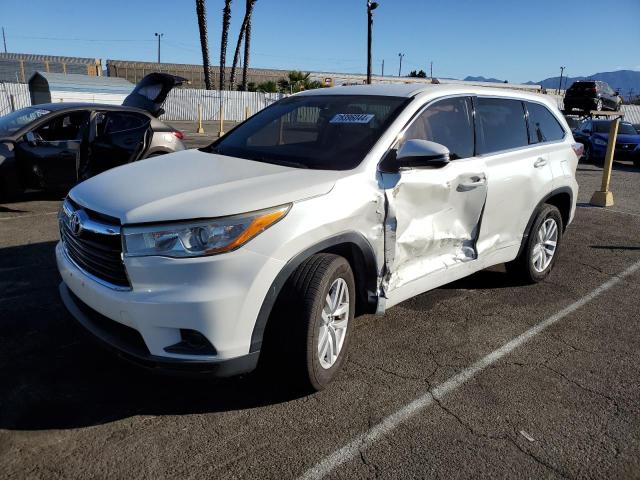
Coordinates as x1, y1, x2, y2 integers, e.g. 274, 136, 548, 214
57, 84, 581, 390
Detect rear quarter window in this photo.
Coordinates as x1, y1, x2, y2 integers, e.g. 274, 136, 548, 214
526, 102, 565, 143
475, 98, 528, 154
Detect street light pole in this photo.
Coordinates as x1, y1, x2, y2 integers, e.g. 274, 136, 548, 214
557, 66, 565, 95
366, 1, 379, 85
398, 53, 405, 77
155, 32, 164, 63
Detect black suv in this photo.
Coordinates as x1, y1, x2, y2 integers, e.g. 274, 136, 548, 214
563, 80, 622, 113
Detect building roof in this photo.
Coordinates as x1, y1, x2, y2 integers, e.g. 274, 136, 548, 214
28, 72, 134, 94
0, 52, 100, 64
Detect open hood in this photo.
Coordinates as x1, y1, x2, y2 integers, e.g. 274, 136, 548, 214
122, 73, 187, 117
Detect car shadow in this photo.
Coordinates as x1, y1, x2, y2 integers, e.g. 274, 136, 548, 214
0, 241, 306, 431
440, 266, 529, 290
0, 190, 66, 206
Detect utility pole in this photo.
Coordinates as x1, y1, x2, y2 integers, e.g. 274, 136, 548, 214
430, 60, 433, 79
381, 59, 384, 77
366, 1, 379, 85
557, 66, 565, 95
155, 32, 164, 63
2, 27, 6, 53
398, 52, 405, 77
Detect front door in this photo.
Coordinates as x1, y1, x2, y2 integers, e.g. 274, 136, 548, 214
381, 96, 488, 301
15, 111, 89, 189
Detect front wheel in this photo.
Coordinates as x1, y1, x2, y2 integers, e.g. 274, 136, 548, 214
506, 204, 563, 283
263, 253, 355, 391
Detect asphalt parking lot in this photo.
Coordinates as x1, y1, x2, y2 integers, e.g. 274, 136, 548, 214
1, 147, 639, 479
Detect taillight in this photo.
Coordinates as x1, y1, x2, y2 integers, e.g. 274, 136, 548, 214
572, 142, 584, 158
172, 130, 184, 140
589, 88, 597, 94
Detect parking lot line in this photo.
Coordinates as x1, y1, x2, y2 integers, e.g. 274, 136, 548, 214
300, 258, 640, 480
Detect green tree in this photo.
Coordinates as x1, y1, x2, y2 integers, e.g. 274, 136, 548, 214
256, 80, 278, 93
277, 71, 324, 93
408, 69, 427, 78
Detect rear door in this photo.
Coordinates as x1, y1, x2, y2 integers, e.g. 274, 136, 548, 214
474, 97, 554, 256
87, 111, 151, 177
15, 110, 89, 189
382, 96, 488, 294
121, 73, 187, 117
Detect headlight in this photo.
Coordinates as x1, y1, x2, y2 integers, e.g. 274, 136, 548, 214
593, 138, 608, 146
123, 204, 290, 258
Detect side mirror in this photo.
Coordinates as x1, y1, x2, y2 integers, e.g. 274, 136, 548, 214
25, 131, 38, 146
396, 139, 450, 169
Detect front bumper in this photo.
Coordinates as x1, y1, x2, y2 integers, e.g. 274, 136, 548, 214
56, 240, 285, 375
59, 282, 259, 375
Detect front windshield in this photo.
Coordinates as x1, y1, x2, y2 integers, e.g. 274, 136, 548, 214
0, 107, 51, 137
205, 95, 408, 170
593, 122, 637, 135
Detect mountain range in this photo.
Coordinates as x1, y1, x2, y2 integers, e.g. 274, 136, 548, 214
463, 70, 640, 95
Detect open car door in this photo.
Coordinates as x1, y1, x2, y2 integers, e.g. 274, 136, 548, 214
81, 111, 151, 179
121, 73, 187, 117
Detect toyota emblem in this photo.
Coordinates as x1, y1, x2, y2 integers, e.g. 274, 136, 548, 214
69, 211, 83, 236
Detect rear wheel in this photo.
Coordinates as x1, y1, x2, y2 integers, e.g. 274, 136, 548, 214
262, 253, 355, 391
506, 204, 563, 283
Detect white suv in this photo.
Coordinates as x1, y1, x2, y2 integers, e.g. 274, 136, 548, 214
57, 84, 581, 390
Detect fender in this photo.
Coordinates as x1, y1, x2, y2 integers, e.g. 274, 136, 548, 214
516, 186, 573, 258
249, 232, 379, 353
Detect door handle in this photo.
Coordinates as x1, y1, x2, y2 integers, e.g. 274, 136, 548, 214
458, 177, 486, 191
534, 157, 548, 168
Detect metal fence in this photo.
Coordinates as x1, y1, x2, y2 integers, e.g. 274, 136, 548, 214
160, 89, 287, 122
0, 82, 31, 116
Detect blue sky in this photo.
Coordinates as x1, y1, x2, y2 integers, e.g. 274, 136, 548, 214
2, 0, 639, 83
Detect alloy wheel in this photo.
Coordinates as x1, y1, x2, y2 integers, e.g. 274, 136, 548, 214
531, 218, 558, 273
318, 277, 349, 369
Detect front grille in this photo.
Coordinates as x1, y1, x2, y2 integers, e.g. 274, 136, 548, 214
59, 200, 130, 289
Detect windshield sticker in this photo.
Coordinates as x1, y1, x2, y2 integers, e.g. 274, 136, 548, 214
330, 113, 375, 124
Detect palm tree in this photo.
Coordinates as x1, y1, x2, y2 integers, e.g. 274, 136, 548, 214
219, 0, 232, 90
195, 0, 212, 90
241, 0, 257, 91
229, 6, 249, 89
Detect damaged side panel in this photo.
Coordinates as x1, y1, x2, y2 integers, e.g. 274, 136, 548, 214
380, 160, 488, 295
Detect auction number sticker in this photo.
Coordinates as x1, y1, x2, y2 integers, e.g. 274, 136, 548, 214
329, 113, 375, 124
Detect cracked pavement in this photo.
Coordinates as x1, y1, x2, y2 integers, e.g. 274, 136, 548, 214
1, 158, 639, 479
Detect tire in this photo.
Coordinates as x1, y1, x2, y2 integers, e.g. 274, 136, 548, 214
634, 159, 640, 169
262, 253, 356, 391
0, 165, 24, 201
506, 204, 563, 284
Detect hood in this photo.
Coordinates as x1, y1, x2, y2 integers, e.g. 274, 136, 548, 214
122, 73, 187, 117
69, 149, 343, 224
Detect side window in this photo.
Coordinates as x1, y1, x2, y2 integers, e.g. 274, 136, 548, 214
35, 112, 88, 142
475, 98, 528, 154
103, 112, 149, 135
401, 96, 474, 160
526, 102, 565, 143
